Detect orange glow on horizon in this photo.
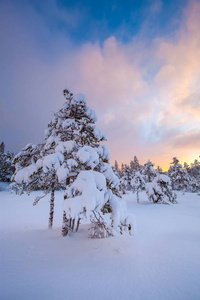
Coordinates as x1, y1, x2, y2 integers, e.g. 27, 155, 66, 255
110, 153, 199, 172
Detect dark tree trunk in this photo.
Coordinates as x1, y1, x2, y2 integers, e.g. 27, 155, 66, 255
62, 214, 81, 236
62, 212, 74, 236
62, 211, 68, 236
136, 189, 139, 203
48, 183, 55, 229
71, 218, 75, 231
76, 218, 81, 232
62, 177, 81, 236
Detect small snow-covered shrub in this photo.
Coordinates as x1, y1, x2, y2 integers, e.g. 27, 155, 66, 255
146, 174, 177, 204
89, 211, 114, 239
62, 170, 134, 238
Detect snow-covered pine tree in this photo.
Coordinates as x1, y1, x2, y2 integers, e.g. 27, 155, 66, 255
12, 140, 64, 228
145, 174, 177, 204
42, 90, 108, 229
183, 162, 190, 172
183, 161, 199, 192
189, 159, 200, 182
168, 157, 190, 192
112, 160, 120, 178
13, 89, 134, 237
61, 90, 134, 238
12, 89, 106, 229
131, 171, 145, 203
120, 164, 132, 192
130, 156, 140, 174
155, 165, 163, 174
119, 162, 126, 194
142, 159, 157, 183
0, 142, 15, 183
120, 163, 125, 176
189, 176, 199, 193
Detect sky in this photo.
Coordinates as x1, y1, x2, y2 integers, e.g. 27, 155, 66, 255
0, 0, 200, 170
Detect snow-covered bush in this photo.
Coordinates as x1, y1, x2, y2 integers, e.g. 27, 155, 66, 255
145, 174, 177, 204
62, 144, 134, 237
62, 170, 134, 238
63, 170, 109, 237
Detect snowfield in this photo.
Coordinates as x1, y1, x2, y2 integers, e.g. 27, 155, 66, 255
1, 190, 200, 300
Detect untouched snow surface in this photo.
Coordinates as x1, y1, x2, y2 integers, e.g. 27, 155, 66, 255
1, 190, 200, 300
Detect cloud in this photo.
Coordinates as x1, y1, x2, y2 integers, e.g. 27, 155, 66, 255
172, 130, 200, 150
0, 0, 200, 169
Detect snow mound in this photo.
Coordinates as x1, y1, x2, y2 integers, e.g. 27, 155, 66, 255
14, 164, 38, 184
76, 146, 99, 169
56, 164, 69, 183
63, 170, 107, 219
55, 141, 75, 154
41, 152, 64, 173
73, 93, 87, 104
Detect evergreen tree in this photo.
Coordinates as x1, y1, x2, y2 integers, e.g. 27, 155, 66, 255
131, 171, 145, 203
190, 159, 200, 181
145, 174, 177, 204
183, 162, 190, 172
130, 156, 140, 174
189, 176, 199, 193
183, 160, 199, 192
118, 163, 126, 194
13, 89, 133, 237
142, 159, 157, 183
13, 141, 63, 228
0, 146, 15, 182
120, 164, 132, 192
168, 157, 190, 191
13, 90, 105, 228
112, 160, 120, 178
61, 91, 133, 237
155, 165, 163, 174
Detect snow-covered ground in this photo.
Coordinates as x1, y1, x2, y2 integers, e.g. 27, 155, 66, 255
1, 190, 200, 300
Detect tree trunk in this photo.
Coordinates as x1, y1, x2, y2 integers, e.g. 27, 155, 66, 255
71, 218, 75, 231
76, 218, 81, 232
48, 185, 55, 229
62, 212, 74, 236
62, 211, 68, 236
136, 189, 139, 203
